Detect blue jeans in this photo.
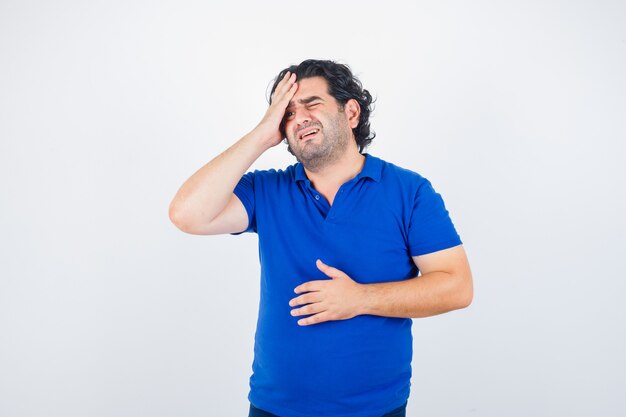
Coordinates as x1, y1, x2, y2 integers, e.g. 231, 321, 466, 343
248, 401, 407, 417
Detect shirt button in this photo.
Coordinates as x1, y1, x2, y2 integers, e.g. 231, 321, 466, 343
315, 195, 320, 200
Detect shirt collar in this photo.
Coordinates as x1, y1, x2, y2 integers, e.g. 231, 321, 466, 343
294, 153, 382, 183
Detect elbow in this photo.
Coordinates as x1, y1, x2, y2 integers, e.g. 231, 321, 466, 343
460, 289, 473, 309
169, 203, 191, 232
168, 202, 219, 235
458, 274, 474, 308
169, 203, 181, 226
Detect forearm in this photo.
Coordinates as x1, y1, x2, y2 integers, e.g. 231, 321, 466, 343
169, 131, 268, 225
170, 71, 298, 228
360, 271, 472, 319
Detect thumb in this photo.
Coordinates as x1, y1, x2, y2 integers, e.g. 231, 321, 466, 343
316, 259, 343, 279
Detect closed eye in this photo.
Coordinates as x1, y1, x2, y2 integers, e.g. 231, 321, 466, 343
285, 102, 320, 119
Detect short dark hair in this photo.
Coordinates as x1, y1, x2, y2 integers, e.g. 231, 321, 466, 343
268, 59, 376, 153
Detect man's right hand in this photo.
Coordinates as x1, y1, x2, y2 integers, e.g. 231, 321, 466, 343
169, 71, 298, 236
254, 71, 298, 149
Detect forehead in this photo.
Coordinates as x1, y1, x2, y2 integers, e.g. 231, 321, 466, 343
289, 76, 331, 104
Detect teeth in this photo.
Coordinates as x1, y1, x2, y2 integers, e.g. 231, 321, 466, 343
302, 129, 319, 138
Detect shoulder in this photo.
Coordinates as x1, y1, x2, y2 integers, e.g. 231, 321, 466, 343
245, 163, 298, 182
240, 163, 301, 195
371, 154, 430, 191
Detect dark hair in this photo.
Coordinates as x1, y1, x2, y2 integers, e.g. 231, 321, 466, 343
268, 59, 376, 153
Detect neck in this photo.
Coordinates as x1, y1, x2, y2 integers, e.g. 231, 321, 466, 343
303, 146, 366, 190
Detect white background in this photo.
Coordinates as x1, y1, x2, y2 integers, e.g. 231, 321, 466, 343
1, 1, 625, 416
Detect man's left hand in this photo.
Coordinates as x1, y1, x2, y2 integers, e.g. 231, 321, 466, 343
289, 259, 365, 326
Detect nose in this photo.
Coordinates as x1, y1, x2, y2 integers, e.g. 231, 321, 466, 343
294, 108, 312, 128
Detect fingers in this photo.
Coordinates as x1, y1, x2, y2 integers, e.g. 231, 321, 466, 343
278, 71, 296, 93
289, 292, 323, 307
271, 71, 297, 105
297, 311, 332, 326
290, 301, 326, 318
271, 72, 289, 98
294, 280, 325, 294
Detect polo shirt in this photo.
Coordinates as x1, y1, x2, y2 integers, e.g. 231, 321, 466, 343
231, 153, 462, 417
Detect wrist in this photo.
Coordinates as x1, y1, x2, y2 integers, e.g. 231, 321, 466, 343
251, 122, 282, 148
358, 283, 374, 316
242, 128, 274, 154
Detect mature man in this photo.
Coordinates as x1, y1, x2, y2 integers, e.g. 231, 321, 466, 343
169, 59, 473, 417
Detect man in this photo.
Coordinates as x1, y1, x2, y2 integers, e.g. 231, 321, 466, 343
169, 59, 473, 417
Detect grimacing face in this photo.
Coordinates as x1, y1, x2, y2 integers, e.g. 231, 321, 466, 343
282, 76, 355, 170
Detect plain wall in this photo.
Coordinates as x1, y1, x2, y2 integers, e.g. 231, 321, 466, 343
1, 0, 625, 416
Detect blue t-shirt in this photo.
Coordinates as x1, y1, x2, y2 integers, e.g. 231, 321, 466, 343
232, 153, 462, 417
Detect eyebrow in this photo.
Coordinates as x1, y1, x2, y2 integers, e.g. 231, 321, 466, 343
287, 96, 324, 108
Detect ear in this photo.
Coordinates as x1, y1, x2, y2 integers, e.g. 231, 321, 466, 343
344, 99, 361, 129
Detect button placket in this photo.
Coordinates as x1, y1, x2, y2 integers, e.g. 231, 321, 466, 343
327, 185, 346, 221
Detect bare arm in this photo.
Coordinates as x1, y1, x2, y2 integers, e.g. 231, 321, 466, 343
360, 245, 473, 318
168, 132, 267, 235
169, 72, 298, 235
289, 245, 473, 325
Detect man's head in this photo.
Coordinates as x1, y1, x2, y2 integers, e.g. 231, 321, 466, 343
268, 60, 375, 160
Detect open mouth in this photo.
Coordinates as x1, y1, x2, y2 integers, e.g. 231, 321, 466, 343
299, 128, 320, 140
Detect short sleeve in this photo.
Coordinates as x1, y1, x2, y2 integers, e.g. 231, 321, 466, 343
408, 179, 462, 256
230, 171, 257, 235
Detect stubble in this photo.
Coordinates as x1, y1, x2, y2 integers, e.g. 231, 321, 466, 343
288, 112, 351, 172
